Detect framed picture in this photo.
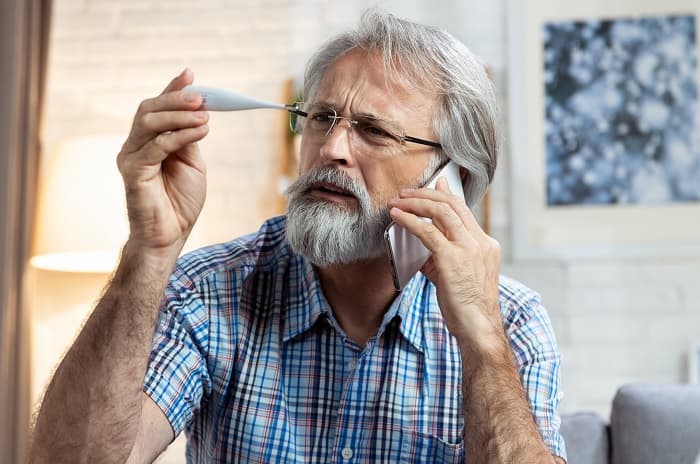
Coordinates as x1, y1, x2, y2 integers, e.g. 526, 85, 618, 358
508, 0, 700, 259
690, 340, 700, 384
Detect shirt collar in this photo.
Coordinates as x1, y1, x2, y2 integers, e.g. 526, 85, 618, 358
283, 254, 430, 354
384, 273, 429, 354
282, 255, 331, 343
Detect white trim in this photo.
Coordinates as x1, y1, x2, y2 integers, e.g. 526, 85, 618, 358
507, 0, 700, 261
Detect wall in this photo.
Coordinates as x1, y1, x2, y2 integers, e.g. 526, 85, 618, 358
43, 0, 700, 447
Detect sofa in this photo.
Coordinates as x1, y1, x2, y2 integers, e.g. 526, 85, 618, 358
560, 384, 700, 464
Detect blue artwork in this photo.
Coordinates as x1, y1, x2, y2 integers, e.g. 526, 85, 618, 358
543, 15, 700, 206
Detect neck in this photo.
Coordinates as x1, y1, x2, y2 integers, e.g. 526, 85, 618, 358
316, 256, 398, 347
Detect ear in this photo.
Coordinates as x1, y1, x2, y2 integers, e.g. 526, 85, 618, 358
459, 166, 469, 182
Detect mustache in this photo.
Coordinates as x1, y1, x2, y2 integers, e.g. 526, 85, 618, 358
284, 166, 368, 201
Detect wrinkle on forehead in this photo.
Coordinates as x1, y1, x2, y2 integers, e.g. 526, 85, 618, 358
314, 48, 438, 131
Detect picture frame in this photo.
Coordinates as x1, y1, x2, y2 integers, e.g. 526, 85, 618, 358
508, 0, 700, 260
690, 340, 700, 384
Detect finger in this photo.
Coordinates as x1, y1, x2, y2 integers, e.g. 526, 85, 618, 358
137, 90, 204, 118
146, 124, 209, 163
389, 207, 449, 252
432, 178, 483, 236
433, 178, 461, 233
435, 176, 452, 194
161, 68, 193, 95
127, 109, 208, 152
123, 69, 202, 152
401, 182, 482, 234
390, 196, 468, 243
126, 124, 209, 168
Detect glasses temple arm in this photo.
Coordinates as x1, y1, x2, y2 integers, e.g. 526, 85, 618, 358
285, 105, 307, 117
403, 135, 442, 149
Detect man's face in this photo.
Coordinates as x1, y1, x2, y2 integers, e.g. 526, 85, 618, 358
286, 49, 440, 266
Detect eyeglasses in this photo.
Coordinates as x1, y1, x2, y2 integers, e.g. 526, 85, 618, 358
288, 103, 442, 157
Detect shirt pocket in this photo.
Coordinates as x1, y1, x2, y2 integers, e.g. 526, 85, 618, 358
399, 429, 464, 464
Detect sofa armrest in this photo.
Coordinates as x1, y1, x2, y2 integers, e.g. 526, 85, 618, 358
611, 384, 700, 464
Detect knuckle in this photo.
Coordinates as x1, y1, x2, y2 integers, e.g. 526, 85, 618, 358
164, 91, 182, 109
116, 151, 125, 169
116, 154, 132, 179
151, 133, 170, 152
452, 197, 468, 213
139, 112, 154, 130
436, 203, 452, 217
486, 237, 501, 256
421, 221, 436, 236
136, 99, 149, 115
464, 236, 480, 253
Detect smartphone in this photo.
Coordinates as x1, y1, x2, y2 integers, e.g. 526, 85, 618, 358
384, 160, 465, 291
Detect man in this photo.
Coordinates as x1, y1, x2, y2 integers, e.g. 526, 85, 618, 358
31, 10, 566, 464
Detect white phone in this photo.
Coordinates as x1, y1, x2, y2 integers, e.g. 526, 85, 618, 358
384, 160, 465, 291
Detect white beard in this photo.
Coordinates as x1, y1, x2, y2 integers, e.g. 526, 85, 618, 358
285, 166, 390, 266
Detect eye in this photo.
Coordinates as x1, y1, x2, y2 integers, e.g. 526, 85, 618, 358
361, 123, 392, 138
310, 111, 334, 123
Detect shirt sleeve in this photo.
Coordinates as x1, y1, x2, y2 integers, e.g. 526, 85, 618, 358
501, 286, 567, 461
143, 266, 212, 436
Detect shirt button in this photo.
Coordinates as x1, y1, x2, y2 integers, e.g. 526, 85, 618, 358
341, 447, 353, 460
347, 360, 357, 371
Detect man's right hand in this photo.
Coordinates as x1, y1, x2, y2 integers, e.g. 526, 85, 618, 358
117, 68, 209, 261
30, 70, 210, 463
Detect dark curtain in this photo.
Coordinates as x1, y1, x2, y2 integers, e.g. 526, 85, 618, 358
0, 0, 52, 462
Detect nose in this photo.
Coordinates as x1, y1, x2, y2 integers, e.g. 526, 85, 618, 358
319, 118, 356, 167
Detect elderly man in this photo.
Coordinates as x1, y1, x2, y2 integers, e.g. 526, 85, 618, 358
31, 10, 566, 464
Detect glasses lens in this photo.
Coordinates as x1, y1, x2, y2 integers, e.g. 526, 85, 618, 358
289, 111, 300, 134
354, 117, 403, 148
293, 104, 418, 158
289, 101, 307, 135
306, 105, 337, 136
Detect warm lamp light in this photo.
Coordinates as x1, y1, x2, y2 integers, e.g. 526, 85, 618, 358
30, 135, 128, 404
31, 135, 128, 273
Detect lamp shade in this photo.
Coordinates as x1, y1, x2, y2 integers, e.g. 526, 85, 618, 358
31, 136, 128, 273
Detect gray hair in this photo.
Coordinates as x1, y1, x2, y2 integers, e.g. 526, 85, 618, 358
303, 8, 499, 206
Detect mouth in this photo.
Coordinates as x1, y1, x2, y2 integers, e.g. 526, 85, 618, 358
307, 182, 357, 202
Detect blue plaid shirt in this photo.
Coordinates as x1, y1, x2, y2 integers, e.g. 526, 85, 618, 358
144, 216, 566, 463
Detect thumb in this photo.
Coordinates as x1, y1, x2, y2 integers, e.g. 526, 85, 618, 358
160, 68, 195, 95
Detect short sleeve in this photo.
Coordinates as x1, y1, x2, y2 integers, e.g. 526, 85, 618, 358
143, 267, 212, 436
501, 283, 567, 461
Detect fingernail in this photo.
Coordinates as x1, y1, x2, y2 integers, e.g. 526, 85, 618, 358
193, 110, 207, 119
400, 188, 414, 195
184, 92, 200, 103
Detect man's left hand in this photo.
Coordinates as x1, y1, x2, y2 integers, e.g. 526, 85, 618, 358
388, 177, 504, 354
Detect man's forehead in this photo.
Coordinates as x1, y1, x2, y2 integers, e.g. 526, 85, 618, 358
313, 49, 437, 124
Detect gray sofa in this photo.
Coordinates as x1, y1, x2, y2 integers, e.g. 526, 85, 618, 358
560, 384, 700, 464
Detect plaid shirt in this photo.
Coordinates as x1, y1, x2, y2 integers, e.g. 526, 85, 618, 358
144, 216, 566, 463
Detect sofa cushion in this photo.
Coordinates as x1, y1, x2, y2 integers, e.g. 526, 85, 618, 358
611, 384, 700, 464
560, 411, 609, 464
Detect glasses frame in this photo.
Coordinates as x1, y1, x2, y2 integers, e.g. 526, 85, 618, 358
287, 102, 442, 149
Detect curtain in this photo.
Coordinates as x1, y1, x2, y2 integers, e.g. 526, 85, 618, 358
0, 0, 52, 462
